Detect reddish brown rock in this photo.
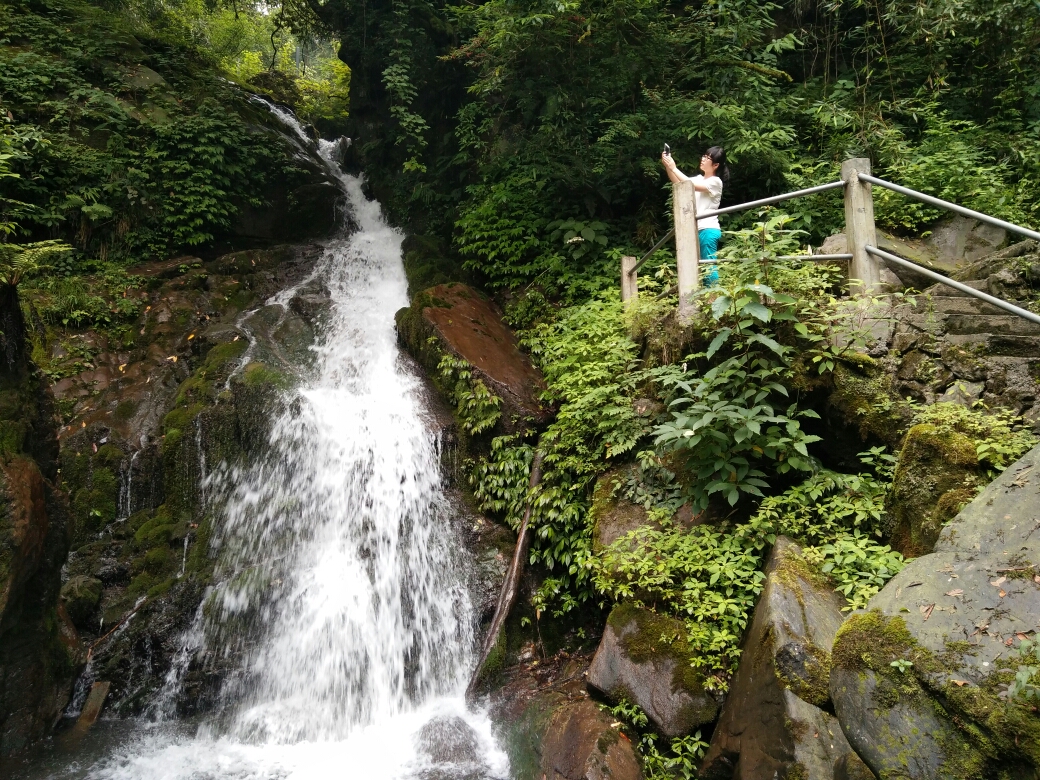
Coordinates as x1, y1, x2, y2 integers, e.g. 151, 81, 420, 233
396, 283, 550, 431
540, 699, 643, 780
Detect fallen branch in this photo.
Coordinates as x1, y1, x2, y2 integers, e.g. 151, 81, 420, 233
466, 449, 545, 700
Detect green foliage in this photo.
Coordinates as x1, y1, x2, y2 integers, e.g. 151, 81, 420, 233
0, 0, 301, 268
0, 240, 71, 286
741, 453, 893, 547
1004, 639, 1040, 705
606, 699, 708, 780
741, 449, 905, 610
653, 280, 825, 509
437, 354, 502, 435
471, 293, 648, 612
803, 532, 905, 611
910, 403, 1039, 479
547, 219, 609, 262
592, 525, 766, 680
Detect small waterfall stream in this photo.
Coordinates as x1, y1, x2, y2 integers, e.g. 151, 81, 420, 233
25, 109, 508, 780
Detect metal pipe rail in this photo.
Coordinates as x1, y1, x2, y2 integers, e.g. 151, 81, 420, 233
633, 228, 675, 272
777, 253, 853, 262
630, 179, 846, 274
858, 174, 1040, 244
698, 180, 845, 220
865, 245, 1040, 326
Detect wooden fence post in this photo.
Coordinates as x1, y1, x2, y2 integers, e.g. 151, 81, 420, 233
673, 179, 700, 321
841, 158, 881, 295
621, 255, 638, 304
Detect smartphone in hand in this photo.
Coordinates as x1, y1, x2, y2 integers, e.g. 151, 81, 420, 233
663, 143, 671, 155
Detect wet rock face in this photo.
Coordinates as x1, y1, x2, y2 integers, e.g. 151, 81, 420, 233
587, 603, 718, 738
0, 316, 78, 756
700, 538, 870, 780
540, 699, 643, 780
830, 443, 1040, 779
44, 244, 329, 718
395, 283, 550, 434
491, 652, 640, 780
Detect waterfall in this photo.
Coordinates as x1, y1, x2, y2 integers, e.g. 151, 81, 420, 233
38, 107, 508, 780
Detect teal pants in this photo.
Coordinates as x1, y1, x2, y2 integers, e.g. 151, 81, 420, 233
699, 228, 722, 287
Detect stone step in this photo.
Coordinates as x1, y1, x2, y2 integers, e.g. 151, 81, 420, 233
923, 279, 988, 297
924, 296, 1008, 316
944, 314, 1040, 337
945, 333, 1040, 357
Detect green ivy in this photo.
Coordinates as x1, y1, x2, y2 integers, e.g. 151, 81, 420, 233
437, 354, 502, 435
591, 524, 765, 681
606, 699, 708, 780
471, 292, 648, 613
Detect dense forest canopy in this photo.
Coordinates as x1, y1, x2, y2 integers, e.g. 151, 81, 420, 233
2, 0, 1038, 292
311, 0, 1040, 294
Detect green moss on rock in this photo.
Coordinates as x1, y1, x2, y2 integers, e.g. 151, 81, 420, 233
608, 602, 711, 706
828, 359, 911, 448
888, 423, 982, 556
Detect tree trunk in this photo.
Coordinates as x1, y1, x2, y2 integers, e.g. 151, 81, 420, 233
466, 449, 545, 700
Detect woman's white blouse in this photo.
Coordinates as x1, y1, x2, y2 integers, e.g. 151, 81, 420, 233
692, 174, 724, 230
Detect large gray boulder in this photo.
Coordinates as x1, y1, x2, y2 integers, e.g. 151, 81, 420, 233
587, 603, 719, 737
831, 443, 1040, 779
700, 538, 874, 780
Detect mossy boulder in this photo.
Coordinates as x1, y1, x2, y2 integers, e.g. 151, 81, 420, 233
827, 357, 910, 449
60, 575, 103, 630
886, 422, 984, 556
590, 467, 653, 553
831, 443, 1040, 778
700, 538, 870, 780
587, 602, 719, 737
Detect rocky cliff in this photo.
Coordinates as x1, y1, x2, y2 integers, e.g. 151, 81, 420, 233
0, 283, 79, 754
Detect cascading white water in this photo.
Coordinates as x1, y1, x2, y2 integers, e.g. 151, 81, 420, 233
33, 111, 508, 780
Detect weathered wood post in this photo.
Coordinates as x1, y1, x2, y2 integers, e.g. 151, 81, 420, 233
673, 179, 701, 321
841, 158, 881, 295
621, 255, 638, 305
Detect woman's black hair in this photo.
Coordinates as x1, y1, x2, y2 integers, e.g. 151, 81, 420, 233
705, 145, 730, 184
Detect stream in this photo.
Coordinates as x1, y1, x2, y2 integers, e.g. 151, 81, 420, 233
11, 110, 509, 780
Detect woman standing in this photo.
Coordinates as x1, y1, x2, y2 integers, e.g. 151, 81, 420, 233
661, 146, 729, 286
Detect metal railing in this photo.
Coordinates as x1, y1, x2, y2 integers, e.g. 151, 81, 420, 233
622, 160, 1040, 329
865, 245, 1040, 326
630, 180, 846, 273
858, 174, 1040, 244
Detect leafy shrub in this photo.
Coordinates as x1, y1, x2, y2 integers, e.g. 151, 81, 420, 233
803, 531, 905, 611
607, 699, 708, 780
471, 293, 649, 612
1004, 638, 1040, 705
652, 280, 825, 509
437, 354, 502, 435
910, 403, 1038, 478
591, 525, 766, 680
